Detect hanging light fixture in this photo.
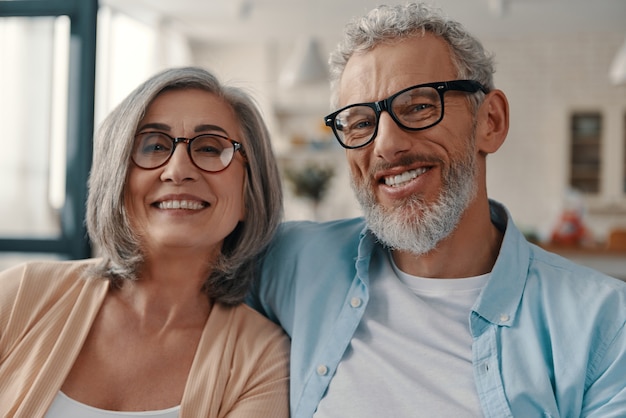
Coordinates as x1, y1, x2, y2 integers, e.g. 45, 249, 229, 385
279, 37, 328, 87
487, 0, 509, 18
609, 37, 626, 85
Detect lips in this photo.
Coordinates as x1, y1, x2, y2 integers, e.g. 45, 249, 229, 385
383, 167, 430, 187
155, 200, 208, 210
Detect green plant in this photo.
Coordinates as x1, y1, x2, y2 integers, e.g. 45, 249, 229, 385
283, 162, 335, 203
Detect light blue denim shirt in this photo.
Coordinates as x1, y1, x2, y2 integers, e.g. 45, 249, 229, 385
247, 200, 626, 418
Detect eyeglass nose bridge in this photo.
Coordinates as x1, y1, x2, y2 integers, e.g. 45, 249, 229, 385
166, 136, 196, 165
172, 137, 192, 145
373, 98, 390, 117
372, 97, 401, 134
171, 137, 194, 149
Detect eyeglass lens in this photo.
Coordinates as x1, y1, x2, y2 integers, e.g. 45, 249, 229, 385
132, 132, 236, 172
333, 85, 443, 148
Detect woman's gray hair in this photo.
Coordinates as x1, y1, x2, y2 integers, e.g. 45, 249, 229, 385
86, 66, 283, 305
328, 2, 495, 109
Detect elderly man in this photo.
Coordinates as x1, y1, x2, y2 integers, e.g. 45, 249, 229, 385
248, 3, 626, 417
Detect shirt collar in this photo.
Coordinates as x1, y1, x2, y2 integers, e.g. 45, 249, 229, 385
471, 200, 530, 330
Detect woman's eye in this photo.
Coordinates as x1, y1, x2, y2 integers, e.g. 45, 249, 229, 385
143, 143, 166, 152
196, 145, 221, 155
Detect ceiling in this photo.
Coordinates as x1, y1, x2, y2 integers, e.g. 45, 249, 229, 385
100, 0, 626, 45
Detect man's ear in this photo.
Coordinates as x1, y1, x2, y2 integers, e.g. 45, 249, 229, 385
476, 89, 509, 155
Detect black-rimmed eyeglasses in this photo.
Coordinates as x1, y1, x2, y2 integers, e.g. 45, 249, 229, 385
324, 79, 488, 149
131, 132, 244, 173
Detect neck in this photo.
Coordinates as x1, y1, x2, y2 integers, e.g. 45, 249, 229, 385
391, 198, 503, 278
112, 254, 214, 330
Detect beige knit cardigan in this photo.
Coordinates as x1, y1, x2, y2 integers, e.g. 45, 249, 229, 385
0, 259, 289, 417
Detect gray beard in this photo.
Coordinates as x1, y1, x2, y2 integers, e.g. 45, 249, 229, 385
352, 139, 478, 256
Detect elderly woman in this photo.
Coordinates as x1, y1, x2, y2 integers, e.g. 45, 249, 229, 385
0, 67, 288, 417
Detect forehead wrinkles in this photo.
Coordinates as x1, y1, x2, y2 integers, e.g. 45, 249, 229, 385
338, 51, 388, 106
338, 35, 457, 107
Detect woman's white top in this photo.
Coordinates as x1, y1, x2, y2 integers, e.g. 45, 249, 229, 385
45, 391, 180, 418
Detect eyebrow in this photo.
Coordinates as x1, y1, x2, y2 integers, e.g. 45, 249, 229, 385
194, 124, 229, 136
136, 123, 230, 137
137, 122, 170, 132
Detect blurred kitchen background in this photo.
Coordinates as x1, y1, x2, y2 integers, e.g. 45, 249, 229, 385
1, 0, 625, 277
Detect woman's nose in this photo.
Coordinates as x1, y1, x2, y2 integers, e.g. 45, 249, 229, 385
160, 143, 199, 182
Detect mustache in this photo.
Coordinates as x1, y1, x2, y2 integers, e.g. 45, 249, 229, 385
362, 154, 445, 187
369, 154, 444, 174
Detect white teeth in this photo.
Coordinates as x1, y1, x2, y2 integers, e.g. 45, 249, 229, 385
157, 200, 205, 210
384, 168, 428, 187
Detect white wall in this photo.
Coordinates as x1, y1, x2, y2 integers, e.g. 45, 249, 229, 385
194, 31, 626, 243
484, 32, 626, 241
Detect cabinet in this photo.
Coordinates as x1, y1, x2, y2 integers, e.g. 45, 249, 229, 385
570, 113, 602, 193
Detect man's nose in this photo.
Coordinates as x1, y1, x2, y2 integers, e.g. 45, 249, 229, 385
372, 111, 413, 161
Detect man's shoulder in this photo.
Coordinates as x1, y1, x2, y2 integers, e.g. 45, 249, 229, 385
491, 212, 626, 329
524, 244, 626, 322
493, 199, 625, 296
278, 217, 366, 234
529, 243, 625, 289
272, 217, 366, 250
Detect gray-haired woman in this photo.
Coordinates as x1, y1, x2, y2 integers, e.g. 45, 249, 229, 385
0, 66, 288, 417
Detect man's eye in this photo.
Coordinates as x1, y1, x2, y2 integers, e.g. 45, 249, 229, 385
339, 114, 375, 132
398, 102, 434, 115
409, 103, 433, 112
353, 119, 374, 130
396, 101, 439, 123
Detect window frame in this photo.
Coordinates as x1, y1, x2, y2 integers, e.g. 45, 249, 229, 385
0, 0, 96, 260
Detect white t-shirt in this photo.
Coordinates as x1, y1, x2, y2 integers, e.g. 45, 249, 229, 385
314, 247, 488, 417
45, 391, 180, 418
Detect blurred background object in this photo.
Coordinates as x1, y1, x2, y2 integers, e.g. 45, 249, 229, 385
283, 161, 335, 220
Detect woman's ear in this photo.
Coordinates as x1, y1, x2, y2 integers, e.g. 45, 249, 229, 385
476, 89, 509, 155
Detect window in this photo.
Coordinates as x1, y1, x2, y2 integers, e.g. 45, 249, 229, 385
0, 0, 97, 267
570, 113, 602, 194
0, 1, 193, 270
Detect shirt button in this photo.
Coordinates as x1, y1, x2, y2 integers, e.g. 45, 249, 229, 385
500, 314, 510, 322
317, 365, 328, 376
350, 297, 362, 308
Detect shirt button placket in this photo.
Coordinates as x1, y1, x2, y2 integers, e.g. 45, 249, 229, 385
350, 297, 362, 308
316, 364, 328, 376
